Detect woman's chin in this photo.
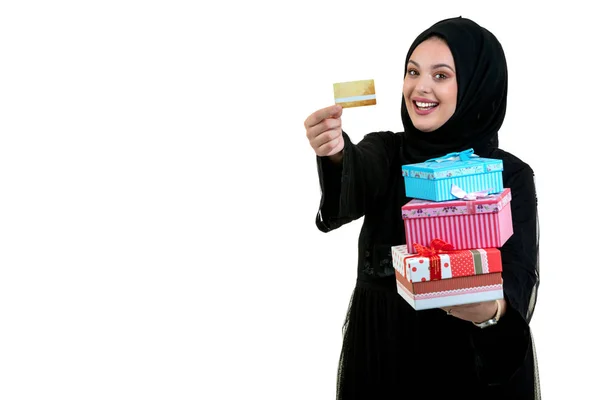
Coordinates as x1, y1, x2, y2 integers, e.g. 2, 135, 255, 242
413, 122, 439, 133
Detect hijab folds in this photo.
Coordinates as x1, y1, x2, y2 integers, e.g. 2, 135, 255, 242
400, 16, 508, 163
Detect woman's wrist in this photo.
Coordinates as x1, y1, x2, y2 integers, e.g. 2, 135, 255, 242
328, 150, 343, 164
474, 298, 506, 324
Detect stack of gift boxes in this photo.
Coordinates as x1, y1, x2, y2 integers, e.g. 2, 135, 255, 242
391, 149, 513, 310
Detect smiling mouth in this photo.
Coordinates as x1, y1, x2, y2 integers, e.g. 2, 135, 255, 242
414, 100, 439, 111
412, 100, 439, 116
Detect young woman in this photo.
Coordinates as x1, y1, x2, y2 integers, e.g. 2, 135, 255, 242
304, 17, 540, 399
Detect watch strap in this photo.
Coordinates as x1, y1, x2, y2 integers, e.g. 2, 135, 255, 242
473, 299, 502, 329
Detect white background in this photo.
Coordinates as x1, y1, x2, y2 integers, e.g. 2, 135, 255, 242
1, 1, 598, 399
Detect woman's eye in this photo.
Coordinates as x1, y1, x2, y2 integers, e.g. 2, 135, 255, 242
408, 69, 418, 76
435, 73, 447, 80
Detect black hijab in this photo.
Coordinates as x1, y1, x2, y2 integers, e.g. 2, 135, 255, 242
400, 16, 508, 163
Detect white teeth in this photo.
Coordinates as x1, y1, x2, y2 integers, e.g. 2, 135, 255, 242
416, 101, 438, 108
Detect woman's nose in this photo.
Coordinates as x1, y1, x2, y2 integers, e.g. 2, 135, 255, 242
416, 76, 432, 94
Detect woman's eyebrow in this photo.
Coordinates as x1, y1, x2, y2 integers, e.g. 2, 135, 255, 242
432, 63, 455, 73
408, 60, 455, 73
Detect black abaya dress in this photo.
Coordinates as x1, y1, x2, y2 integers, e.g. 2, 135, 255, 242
316, 131, 541, 400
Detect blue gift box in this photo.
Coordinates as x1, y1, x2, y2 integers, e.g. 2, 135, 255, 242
401, 149, 504, 201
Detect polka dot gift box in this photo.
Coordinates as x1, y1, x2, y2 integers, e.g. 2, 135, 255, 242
391, 240, 503, 310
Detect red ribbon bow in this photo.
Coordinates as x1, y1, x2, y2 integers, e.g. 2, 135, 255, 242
405, 239, 457, 281
413, 239, 455, 257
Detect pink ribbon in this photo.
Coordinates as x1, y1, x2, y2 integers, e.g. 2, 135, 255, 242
451, 184, 492, 201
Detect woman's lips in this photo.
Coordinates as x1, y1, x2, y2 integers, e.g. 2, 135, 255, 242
413, 100, 439, 115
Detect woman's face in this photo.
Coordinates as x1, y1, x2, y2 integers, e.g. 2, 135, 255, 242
403, 37, 458, 132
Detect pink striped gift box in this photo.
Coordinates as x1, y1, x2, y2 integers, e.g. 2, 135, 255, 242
402, 188, 514, 253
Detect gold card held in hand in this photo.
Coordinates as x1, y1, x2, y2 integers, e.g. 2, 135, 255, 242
333, 79, 376, 108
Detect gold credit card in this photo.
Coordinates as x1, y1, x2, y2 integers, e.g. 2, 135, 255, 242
333, 79, 376, 108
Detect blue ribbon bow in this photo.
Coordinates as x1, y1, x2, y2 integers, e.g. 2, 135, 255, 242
425, 148, 478, 163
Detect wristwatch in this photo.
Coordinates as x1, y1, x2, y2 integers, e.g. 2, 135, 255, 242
472, 299, 502, 329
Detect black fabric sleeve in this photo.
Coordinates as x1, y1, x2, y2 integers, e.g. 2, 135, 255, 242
315, 130, 396, 233
499, 164, 539, 322
469, 164, 539, 387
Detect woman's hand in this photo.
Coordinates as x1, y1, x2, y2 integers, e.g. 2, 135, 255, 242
304, 104, 345, 161
441, 298, 507, 323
